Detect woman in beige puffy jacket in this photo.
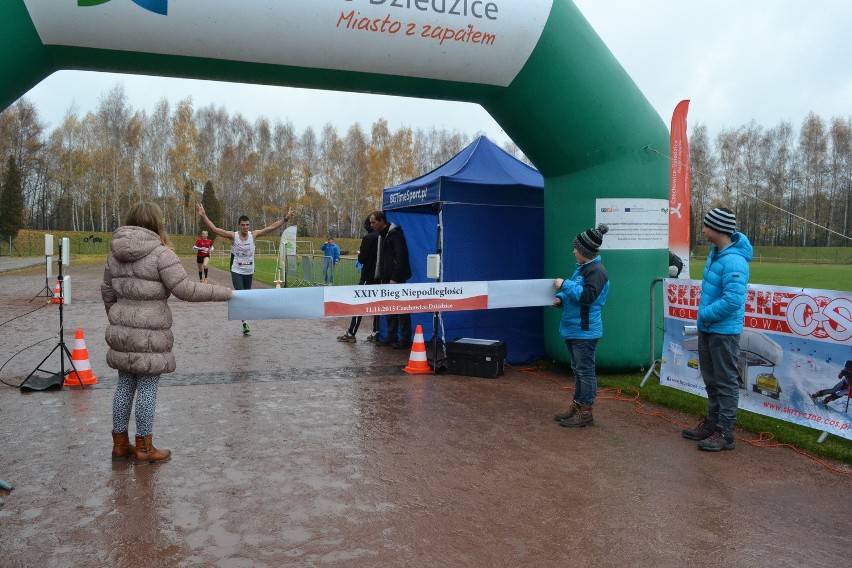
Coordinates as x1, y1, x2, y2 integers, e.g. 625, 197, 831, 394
102, 202, 233, 463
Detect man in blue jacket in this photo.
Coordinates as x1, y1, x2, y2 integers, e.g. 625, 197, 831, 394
321, 236, 340, 285
682, 207, 753, 451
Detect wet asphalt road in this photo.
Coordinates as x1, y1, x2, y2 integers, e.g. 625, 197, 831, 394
0, 259, 849, 567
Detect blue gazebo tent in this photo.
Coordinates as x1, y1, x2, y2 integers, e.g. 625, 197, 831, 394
383, 136, 546, 364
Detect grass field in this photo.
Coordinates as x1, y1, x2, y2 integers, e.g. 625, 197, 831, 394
690, 261, 850, 291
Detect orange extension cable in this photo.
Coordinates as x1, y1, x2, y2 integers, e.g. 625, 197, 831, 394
510, 363, 852, 477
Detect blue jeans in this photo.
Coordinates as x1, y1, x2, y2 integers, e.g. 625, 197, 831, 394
565, 338, 599, 405
697, 332, 741, 430
231, 272, 253, 290
323, 257, 335, 284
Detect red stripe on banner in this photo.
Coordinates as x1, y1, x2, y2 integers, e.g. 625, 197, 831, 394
669, 100, 691, 274
324, 295, 488, 317
668, 306, 698, 321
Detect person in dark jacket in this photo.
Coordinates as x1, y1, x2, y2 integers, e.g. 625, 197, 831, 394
552, 224, 610, 428
338, 217, 380, 342
682, 207, 753, 452
369, 210, 413, 349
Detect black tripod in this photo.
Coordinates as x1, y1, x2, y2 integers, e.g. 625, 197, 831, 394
20, 251, 82, 390
430, 209, 447, 374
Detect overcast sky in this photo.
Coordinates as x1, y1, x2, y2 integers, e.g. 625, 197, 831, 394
19, 1, 852, 145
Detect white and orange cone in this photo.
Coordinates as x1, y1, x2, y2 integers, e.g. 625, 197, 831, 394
403, 325, 432, 375
274, 280, 282, 288
64, 329, 98, 387
51, 278, 62, 304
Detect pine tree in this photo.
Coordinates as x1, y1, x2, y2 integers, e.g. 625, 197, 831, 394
201, 180, 223, 240
0, 155, 24, 238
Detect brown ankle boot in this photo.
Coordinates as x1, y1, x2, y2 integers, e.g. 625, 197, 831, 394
554, 401, 579, 422
134, 435, 171, 463
111, 431, 136, 460
559, 404, 594, 428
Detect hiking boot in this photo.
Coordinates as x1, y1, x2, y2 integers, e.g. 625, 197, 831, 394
337, 333, 356, 343
554, 401, 579, 422
242, 322, 250, 335
366, 333, 377, 342
560, 404, 593, 428
697, 428, 735, 452
682, 418, 714, 441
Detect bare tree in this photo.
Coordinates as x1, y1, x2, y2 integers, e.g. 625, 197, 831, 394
798, 113, 828, 246
827, 117, 852, 246
688, 123, 717, 248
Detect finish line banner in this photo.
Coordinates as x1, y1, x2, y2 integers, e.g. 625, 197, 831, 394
229, 279, 554, 321
660, 279, 852, 440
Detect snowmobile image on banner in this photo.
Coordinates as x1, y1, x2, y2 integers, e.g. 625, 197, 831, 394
681, 329, 784, 400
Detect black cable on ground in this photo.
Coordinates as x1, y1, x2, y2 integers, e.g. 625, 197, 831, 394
0, 337, 54, 388
0, 302, 49, 327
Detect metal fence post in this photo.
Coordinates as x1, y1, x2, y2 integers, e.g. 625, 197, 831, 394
640, 277, 665, 387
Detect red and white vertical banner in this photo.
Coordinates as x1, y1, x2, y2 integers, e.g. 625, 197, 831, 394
669, 100, 691, 277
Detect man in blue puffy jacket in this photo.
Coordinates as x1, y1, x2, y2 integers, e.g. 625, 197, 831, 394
682, 207, 753, 451
552, 224, 610, 428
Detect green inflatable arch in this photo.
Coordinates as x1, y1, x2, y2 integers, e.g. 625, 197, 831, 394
1, 0, 668, 370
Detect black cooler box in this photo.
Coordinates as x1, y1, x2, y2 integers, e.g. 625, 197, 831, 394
446, 338, 507, 379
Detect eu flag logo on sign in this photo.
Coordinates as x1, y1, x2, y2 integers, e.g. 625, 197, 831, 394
78, 0, 168, 16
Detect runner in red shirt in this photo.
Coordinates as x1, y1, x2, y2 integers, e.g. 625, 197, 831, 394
193, 230, 214, 283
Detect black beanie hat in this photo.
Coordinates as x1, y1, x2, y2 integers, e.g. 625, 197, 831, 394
574, 224, 609, 259
704, 207, 737, 234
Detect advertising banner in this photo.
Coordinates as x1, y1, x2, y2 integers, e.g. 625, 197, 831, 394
660, 279, 852, 439
25, 0, 553, 87
229, 278, 553, 321
324, 281, 488, 317
668, 100, 690, 277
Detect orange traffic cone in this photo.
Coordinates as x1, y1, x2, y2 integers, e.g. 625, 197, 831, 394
51, 278, 62, 304
403, 325, 432, 374
64, 329, 98, 387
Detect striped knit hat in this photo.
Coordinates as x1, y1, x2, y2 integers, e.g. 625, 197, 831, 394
574, 224, 609, 259
703, 207, 737, 234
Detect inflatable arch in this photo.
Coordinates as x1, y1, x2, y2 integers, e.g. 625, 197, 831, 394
1, 0, 669, 370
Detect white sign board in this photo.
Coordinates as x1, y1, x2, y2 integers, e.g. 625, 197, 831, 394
596, 198, 668, 250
